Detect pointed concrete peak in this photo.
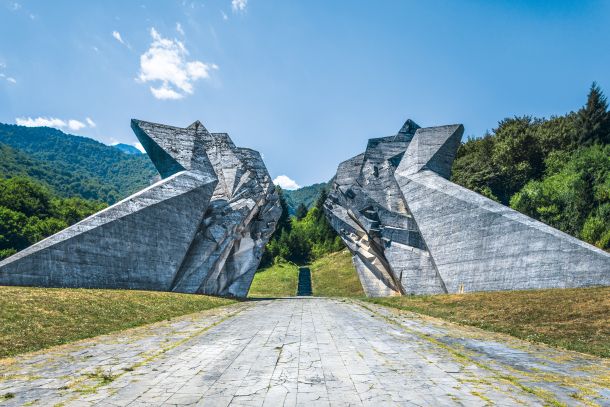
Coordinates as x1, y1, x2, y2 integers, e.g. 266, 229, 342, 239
187, 120, 207, 131
396, 124, 464, 179
398, 119, 421, 136
130, 118, 213, 178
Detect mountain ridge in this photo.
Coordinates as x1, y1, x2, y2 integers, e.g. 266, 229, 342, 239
0, 123, 156, 204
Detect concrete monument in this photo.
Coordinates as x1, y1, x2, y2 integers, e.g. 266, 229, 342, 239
0, 119, 280, 297
325, 120, 610, 296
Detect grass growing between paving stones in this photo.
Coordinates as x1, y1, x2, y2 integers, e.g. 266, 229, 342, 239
366, 286, 610, 357
0, 286, 236, 358
249, 262, 299, 297
311, 250, 364, 297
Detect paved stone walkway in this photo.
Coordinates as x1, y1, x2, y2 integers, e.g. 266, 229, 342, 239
0, 298, 608, 406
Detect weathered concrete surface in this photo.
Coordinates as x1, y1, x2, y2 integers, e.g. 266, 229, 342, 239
1, 298, 608, 406
0, 119, 280, 297
394, 123, 610, 293
0, 120, 218, 291
326, 119, 610, 296
324, 120, 441, 297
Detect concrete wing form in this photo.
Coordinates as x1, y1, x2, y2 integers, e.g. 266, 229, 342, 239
0, 119, 280, 296
395, 124, 610, 293
326, 120, 610, 297
325, 120, 447, 296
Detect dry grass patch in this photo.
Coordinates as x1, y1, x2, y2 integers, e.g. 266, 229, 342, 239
310, 250, 364, 297
366, 287, 610, 357
0, 286, 236, 358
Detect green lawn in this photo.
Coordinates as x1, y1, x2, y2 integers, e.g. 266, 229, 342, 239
310, 250, 364, 297
248, 262, 299, 297
0, 286, 236, 358
366, 286, 610, 358
249, 250, 364, 298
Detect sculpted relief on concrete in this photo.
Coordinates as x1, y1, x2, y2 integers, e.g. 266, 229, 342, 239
325, 120, 610, 296
0, 119, 281, 297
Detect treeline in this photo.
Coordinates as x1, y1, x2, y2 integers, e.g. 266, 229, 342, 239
261, 189, 343, 266
452, 83, 610, 250
0, 177, 106, 259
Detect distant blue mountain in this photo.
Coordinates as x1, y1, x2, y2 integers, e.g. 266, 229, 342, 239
283, 182, 328, 215
113, 143, 142, 155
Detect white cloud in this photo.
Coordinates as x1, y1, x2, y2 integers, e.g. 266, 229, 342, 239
221, 10, 228, 20
15, 116, 96, 132
11, 2, 21, 11
150, 84, 183, 100
68, 119, 86, 131
16, 117, 67, 128
133, 142, 145, 153
6, 77, 16, 84
138, 27, 217, 100
231, 0, 247, 13
112, 31, 124, 44
273, 175, 300, 190
176, 22, 184, 35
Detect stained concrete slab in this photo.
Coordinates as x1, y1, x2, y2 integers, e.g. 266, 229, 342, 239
0, 298, 607, 406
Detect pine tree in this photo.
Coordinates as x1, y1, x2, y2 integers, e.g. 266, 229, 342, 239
274, 186, 291, 235
577, 82, 610, 145
295, 203, 308, 220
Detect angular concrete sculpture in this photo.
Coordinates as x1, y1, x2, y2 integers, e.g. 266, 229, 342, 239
0, 119, 280, 297
325, 119, 610, 296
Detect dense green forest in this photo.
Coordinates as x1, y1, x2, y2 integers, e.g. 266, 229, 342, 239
261, 188, 343, 266
0, 124, 156, 204
0, 177, 106, 259
451, 83, 610, 250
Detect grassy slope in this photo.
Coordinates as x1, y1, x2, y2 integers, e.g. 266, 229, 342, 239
310, 250, 364, 297
366, 287, 610, 358
248, 262, 299, 297
0, 286, 235, 358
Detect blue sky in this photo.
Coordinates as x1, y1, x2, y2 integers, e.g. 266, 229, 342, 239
1, 1, 609, 188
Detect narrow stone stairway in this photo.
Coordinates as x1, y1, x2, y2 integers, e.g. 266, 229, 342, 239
297, 267, 312, 296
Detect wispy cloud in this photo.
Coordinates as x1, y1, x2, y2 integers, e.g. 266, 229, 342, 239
221, 10, 228, 20
112, 31, 124, 44
231, 0, 247, 13
0, 63, 16, 84
273, 175, 300, 190
15, 116, 96, 132
176, 22, 185, 35
137, 28, 217, 100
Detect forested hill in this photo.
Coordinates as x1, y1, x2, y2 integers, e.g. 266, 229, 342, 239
0, 124, 156, 204
451, 83, 610, 251
283, 182, 328, 215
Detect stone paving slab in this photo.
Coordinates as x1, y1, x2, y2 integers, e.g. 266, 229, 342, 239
0, 298, 608, 406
